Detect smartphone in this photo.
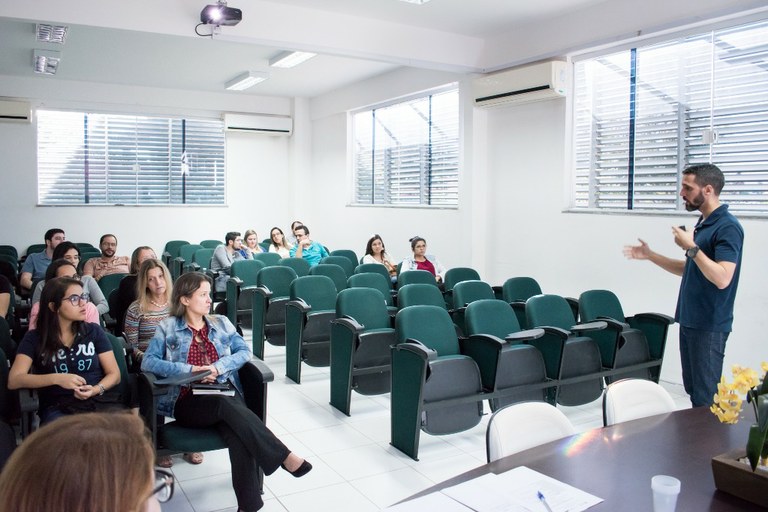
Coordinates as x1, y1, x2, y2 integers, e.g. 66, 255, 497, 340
678, 225, 686, 231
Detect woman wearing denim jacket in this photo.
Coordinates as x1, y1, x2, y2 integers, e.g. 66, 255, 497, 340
142, 272, 311, 512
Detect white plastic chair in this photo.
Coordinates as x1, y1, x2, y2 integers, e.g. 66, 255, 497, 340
602, 378, 676, 426
485, 401, 575, 462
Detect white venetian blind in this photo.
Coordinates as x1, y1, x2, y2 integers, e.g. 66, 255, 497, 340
573, 18, 768, 214
353, 87, 459, 206
37, 110, 225, 205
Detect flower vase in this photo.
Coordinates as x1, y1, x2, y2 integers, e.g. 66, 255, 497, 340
711, 448, 768, 508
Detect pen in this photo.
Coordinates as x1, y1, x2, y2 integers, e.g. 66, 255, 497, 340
538, 491, 554, 512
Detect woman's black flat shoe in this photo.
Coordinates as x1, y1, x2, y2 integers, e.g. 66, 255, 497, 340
282, 460, 312, 478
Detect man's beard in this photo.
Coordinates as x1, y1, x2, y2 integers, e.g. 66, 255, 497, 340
684, 192, 704, 212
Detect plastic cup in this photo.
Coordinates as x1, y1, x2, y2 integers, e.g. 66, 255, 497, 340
651, 475, 681, 512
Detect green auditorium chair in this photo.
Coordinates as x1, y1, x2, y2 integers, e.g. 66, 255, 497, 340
329, 249, 359, 269
139, 357, 273, 494
346, 272, 397, 317
309, 264, 347, 293
525, 294, 607, 406
463, 299, 548, 411
391, 305, 484, 460
330, 287, 395, 415
252, 252, 281, 267
319, 256, 354, 278
251, 266, 298, 359
278, 257, 311, 277
284, 275, 337, 384
225, 260, 265, 330
579, 289, 673, 383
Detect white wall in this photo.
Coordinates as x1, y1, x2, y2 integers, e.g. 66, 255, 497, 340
0, 76, 297, 255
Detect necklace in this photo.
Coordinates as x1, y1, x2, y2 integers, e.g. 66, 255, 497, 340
150, 299, 168, 309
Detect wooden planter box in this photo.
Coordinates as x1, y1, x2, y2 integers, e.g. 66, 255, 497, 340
711, 449, 768, 509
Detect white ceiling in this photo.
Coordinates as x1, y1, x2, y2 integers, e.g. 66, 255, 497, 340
0, 0, 764, 99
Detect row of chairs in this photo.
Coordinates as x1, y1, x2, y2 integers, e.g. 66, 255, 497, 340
485, 378, 677, 462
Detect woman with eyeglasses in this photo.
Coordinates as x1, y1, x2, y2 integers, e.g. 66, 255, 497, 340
9, 276, 123, 424
0, 412, 173, 512
31, 242, 109, 316
28, 259, 101, 329
142, 272, 312, 512
399, 236, 447, 284
267, 226, 292, 258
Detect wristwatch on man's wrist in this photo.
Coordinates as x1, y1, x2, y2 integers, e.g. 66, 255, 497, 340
686, 246, 700, 259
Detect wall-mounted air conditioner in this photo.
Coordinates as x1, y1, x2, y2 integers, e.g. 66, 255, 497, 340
473, 61, 567, 109
0, 99, 32, 123
223, 113, 292, 135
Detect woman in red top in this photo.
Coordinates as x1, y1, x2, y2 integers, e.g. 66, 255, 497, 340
399, 236, 447, 283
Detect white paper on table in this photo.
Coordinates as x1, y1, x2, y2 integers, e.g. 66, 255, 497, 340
493, 466, 603, 512
442, 473, 530, 512
384, 491, 474, 511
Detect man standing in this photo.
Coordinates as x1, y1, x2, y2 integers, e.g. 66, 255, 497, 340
19, 228, 65, 291
290, 225, 328, 267
211, 231, 244, 292
82, 234, 130, 281
624, 164, 743, 407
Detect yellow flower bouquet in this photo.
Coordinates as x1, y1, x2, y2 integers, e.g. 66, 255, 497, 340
711, 362, 768, 471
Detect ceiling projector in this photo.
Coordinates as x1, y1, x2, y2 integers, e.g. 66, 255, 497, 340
200, 1, 242, 26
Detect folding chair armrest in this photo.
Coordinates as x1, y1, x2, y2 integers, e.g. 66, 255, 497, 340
253, 285, 273, 300
401, 338, 437, 361
228, 276, 244, 287
630, 312, 674, 325
570, 320, 607, 334
286, 298, 311, 314
540, 326, 572, 340
240, 359, 274, 421
332, 316, 364, 334
18, 388, 38, 413
595, 316, 630, 331
505, 327, 545, 343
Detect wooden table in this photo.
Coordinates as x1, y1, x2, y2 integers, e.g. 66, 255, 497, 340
407, 407, 762, 511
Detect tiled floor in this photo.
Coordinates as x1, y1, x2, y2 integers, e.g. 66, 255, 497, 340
161, 334, 692, 512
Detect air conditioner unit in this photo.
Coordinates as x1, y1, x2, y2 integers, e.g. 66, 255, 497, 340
473, 61, 568, 109
0, 99, 32, 123
223, 113, 292, 135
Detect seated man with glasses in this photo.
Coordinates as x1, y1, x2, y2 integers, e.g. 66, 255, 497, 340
28, 259, 101, 329
289, 225, 329, 267
9, 276, 125, 424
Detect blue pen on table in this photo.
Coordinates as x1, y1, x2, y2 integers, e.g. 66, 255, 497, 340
537, 491, 555, 512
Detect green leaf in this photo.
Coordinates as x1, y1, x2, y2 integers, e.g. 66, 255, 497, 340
747, 424, 768, 471
759, 395, 768, 433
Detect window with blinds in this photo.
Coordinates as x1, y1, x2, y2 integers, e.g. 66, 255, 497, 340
352, 87, 459, 206
573, 18, 768, 214
37, 110, 225, 205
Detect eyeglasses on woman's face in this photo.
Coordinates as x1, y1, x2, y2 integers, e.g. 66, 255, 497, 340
152, 468, 175, 503
64, 293, 89, 306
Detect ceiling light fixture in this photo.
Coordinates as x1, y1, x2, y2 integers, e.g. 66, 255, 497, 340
36, 23, 68, 44
269, 51, 317, 69
33, 49, 61, 75
200, 0, 242, 26
398, 0, 431, 4
225, 71, 268, 91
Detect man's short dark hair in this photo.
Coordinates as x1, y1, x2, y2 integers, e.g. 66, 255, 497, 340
225, 231, 241, 244
683, 164, 725, 195
99, 234, 117, 245
295, 225, 309, 236
44, 228, 64, 242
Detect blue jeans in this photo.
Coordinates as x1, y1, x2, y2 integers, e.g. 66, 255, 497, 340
679, 326, 728, 407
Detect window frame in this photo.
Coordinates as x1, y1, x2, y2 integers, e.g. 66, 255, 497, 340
36, 109, 227, 207
568, 13, 768, 218
349, 83, 460, 209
